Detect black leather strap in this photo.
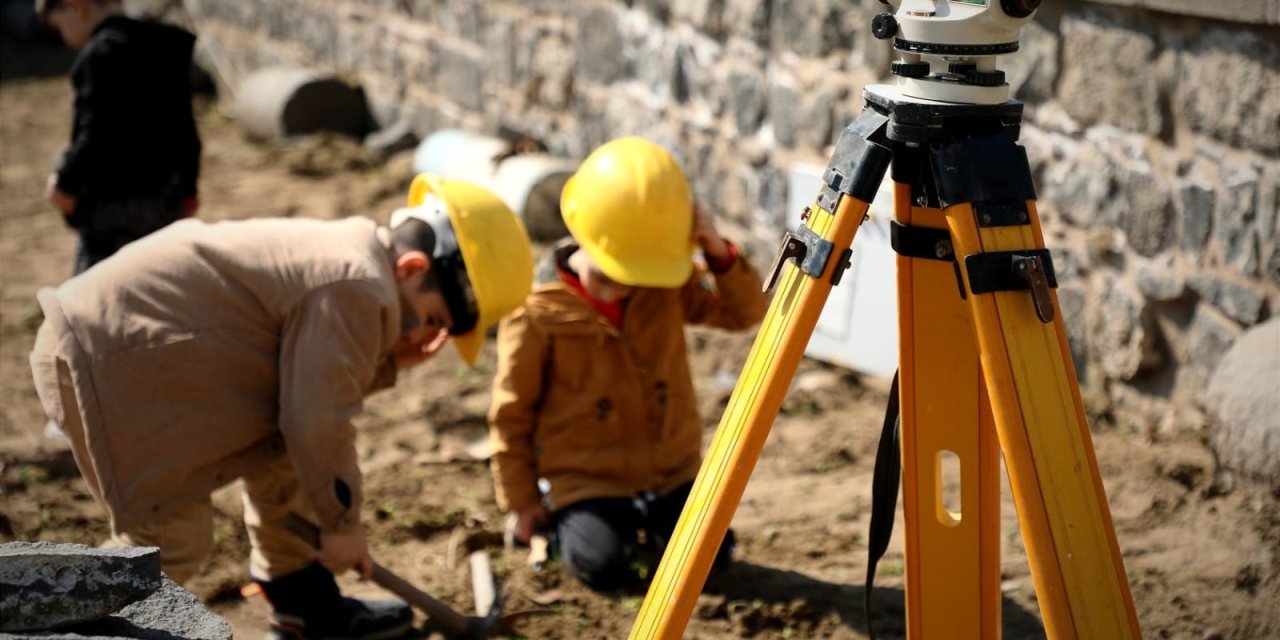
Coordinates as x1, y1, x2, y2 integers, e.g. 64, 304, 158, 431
865, 371, 901, 640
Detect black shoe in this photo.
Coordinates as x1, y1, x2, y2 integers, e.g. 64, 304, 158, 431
711, 527, 736, 574
265, 598, 413, 640
256, 562, 412, 640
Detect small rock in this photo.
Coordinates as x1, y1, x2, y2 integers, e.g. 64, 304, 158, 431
0, 542, 160, 632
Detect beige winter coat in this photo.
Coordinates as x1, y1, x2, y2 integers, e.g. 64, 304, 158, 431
35, 217, 408, 534
488, 246, 768, 513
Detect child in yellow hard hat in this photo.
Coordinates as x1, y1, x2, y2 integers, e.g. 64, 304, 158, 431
30, 175, 533, 639
487, 137, 769, 591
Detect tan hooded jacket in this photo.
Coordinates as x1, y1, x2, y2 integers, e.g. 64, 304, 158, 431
488, 245, 768, 513
35, 217, 407, 534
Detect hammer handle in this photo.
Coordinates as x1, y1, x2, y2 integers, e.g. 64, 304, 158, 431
282, 512, 474, 636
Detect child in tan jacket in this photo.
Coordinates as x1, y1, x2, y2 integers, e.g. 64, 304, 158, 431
488, 137, 768, 590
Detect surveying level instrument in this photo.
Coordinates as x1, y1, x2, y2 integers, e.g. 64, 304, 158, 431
629, 0, 1143, 638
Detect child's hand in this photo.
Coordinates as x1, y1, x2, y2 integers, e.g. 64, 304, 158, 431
692, 202, 730, 263
392, 328, 449, 370
514, 504, 549, 544
45, 174, 76, 215
318, 528, 375, 581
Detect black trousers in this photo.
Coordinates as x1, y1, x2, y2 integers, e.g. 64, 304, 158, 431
551, 482, 735, 591
73, 197, 184, 275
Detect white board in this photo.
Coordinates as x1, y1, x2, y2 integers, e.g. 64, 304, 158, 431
787, 162, 899, 378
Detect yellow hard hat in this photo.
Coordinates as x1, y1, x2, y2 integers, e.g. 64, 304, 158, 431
560, 137, 694, 288
405, 174, 533, 365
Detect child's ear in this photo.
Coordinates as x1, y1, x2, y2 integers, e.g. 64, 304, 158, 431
395, 251, 430, 282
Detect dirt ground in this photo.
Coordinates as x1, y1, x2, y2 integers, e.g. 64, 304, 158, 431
2, 53, 1278, 640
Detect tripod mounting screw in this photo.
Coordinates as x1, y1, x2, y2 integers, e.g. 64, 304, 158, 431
871, 13, 897, 40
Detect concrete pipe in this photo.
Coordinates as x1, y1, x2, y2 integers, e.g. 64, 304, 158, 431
233, 67, 373, 141
413, 129, 576, 242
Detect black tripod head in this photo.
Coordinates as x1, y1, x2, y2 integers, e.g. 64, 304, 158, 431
871, 0, 1041, 105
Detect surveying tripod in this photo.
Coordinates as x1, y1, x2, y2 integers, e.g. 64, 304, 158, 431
628, 1, 1142, 638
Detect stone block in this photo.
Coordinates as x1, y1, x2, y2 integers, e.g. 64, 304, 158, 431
433, 41, 486, 112
1174, 28, 1280, 154
483, 15, 518, 88
767, 74, 801, 148
1119, 168, 1175, 257
798, 87, 835, 150
435, 0, 484, 43
528, 34, 575, 109
1089, 276, 1162, 380
1204, 317, 1280, 485
1178, 182, 1215, 264
671, 43, 692, 104
635, 25, 675, 100
1185, 303, 1242, 388
1215, 162, 1262, 277
672, 0, 726, 36
575, 6, 629, 84
1040, 137, 1117, 228
769, 0, 854, 58
724, 0, 771, 46
1135, 255, 1186, 302
7, 575, 232, 640
1003, 17, 1060, 105
727, 66, 766, 135
1058, 285, 1091, 382
1187, 274, 1267, 327
0, 543, 160, 632
1082, 0, 1280, 25
1059, 9, 1162, 135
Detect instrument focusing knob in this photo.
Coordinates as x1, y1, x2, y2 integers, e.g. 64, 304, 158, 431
871, 13, 898, 40
1001, 0, 1041, 18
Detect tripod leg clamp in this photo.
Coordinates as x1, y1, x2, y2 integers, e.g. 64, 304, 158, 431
763, 224, 835, 293
964, 249, 1058, 323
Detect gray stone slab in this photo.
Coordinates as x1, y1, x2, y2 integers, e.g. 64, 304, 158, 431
0, 543, 160, 632
0, 576, 232, 640
1174, 28, 1280, 155
1187, 274, 1267, 326
575, 6, 629, 84
1089, 276, 1162, 380
1059, 9, 1162, 136
1136, 256, 1186, 302
1205, 317, 1280, 485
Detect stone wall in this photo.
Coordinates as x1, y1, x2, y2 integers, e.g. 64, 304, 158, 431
179, 0, 1279, 433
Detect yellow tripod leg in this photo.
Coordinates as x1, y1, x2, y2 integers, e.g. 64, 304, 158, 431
628, 193, 871, 640
896, 192, 1002, 639
945, 197, 1142, 639
629, 108, 891, 640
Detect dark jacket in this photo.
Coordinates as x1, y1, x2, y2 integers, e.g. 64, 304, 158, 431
57, 15, 201, 209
